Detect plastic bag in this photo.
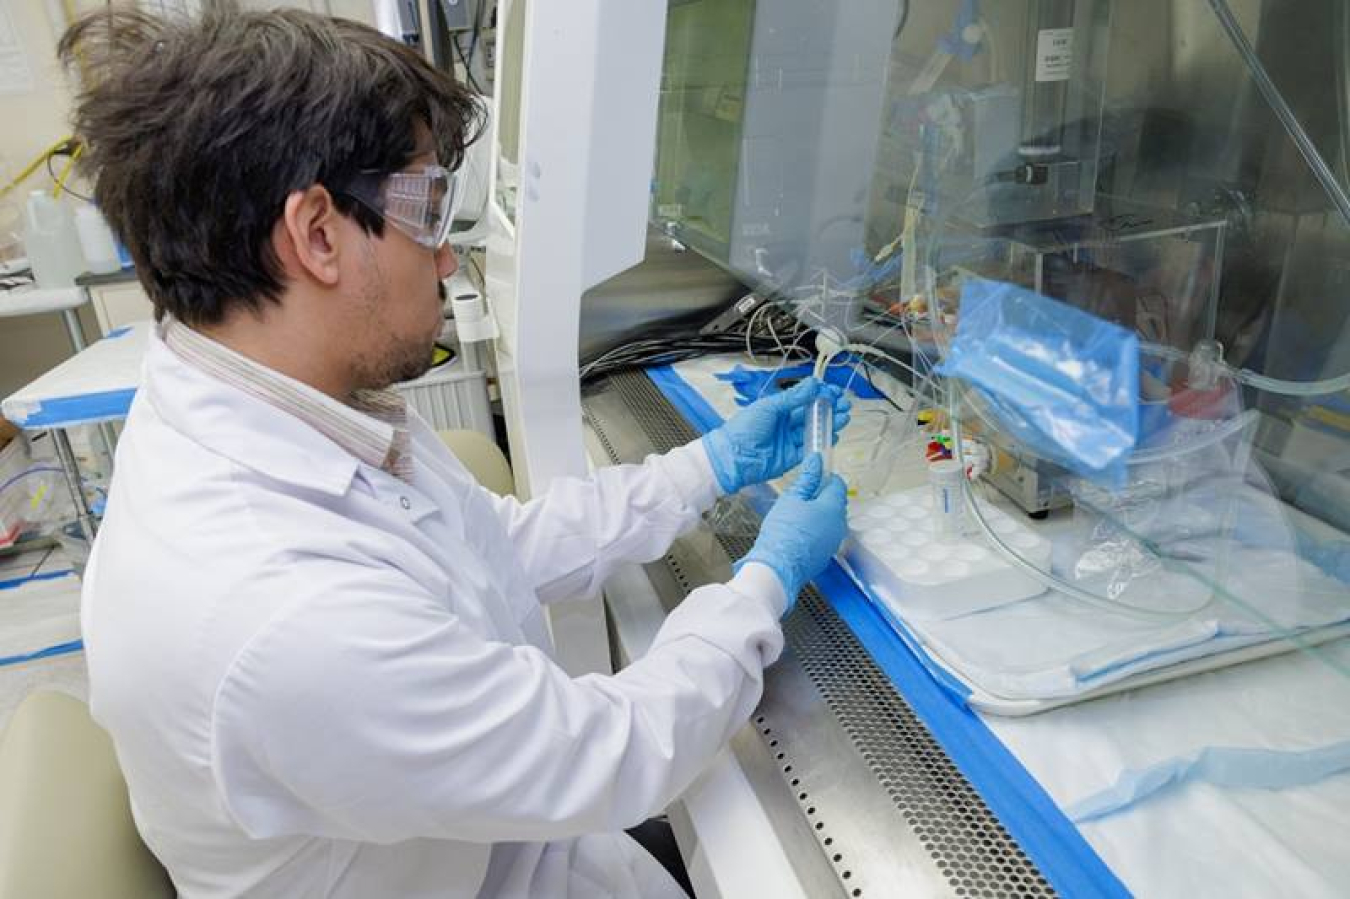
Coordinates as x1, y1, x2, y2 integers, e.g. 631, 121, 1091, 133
0, 436, 66, 548
936, 278, 1139, 484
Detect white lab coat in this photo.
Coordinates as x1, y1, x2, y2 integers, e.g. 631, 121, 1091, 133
82, 330, 788, 898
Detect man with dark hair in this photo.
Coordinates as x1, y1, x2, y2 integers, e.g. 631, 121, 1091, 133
65, 3, 850, 897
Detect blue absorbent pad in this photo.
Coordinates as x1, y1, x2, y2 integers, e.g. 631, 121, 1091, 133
644, 363, 1130, 899
936, 278, 1139, 485
1066, 741, 1350, 823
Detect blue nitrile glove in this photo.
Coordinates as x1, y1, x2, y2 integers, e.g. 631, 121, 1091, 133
735, 454, 849, 613
703, 377, 851, 494
714, 362, 884, 406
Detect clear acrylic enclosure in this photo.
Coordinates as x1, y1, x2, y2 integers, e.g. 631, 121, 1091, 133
651, 0, 1350, 696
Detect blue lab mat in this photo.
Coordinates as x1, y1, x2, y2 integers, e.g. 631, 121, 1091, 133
645, 363, 1129, 899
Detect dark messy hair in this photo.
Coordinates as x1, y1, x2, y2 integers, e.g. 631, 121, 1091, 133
58, 1, 483, 326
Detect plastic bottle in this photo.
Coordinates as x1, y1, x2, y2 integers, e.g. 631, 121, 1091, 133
929, 458, 968, 538
22, 191, 84, 287
73, 205, 122, 275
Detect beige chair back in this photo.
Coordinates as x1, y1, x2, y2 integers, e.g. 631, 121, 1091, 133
438, 429, 515, 496
0, 691, 174, 899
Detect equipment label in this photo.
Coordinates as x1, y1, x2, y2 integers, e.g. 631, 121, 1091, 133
1034, 28, 1074, 82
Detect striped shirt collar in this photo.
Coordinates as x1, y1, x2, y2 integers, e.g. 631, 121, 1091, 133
161, 319, 414, 484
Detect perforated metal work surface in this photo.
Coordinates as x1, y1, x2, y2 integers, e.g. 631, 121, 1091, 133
588, 371, 1056, 898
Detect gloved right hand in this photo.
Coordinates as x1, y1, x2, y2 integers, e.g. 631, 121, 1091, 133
735, 453, 849, 614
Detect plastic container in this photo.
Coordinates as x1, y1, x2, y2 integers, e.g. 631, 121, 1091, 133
73, 205, 122, 275
806, 395, 834, 478
929, 458, 968, 537
844, 485, 1051, 620
23, 192, 84, 288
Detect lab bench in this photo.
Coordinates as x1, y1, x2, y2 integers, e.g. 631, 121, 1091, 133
582, 370, 1056, 899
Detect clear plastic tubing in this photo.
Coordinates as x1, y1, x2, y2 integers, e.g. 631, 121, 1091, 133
807, 396, 834, 477
928, 459, 967, 538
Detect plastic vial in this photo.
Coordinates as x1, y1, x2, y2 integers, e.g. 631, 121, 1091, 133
929, 459, 967, 538
806, 396, 834, 477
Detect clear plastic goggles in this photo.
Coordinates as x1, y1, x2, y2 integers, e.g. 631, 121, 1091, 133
341, 164, 462, 249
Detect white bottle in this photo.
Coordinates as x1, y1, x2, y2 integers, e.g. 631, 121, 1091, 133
22, 191, 84, 288
929, 459, 969, 538
73, 205, 122, 275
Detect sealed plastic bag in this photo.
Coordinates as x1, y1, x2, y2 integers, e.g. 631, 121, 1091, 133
0, 434, 65, 548
937, 278, 1139, 484
1069, 410, 1260, 610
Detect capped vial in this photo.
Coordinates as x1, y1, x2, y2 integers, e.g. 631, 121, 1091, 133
929, 459, 967, 538
807, 395, 834, 478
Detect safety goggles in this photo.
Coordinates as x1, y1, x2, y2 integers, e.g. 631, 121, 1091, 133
340, 164, 463, 249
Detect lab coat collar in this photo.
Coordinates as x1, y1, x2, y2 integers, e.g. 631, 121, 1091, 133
143, 326, 361, 496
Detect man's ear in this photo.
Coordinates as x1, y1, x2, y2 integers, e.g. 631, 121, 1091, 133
272, 185, 343, 287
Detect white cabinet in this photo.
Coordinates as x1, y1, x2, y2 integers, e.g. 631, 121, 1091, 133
88, 281, 154, 336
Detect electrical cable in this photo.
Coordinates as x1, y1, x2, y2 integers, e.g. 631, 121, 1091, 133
893, 0, 909, 40
49, 141, 82, 200
26, 545, 55, 580
0, 137, 74, 201
580, 299, 813, 385
466, 0, 485, 78
44, 152, 92, 203
452, 31, 483, 93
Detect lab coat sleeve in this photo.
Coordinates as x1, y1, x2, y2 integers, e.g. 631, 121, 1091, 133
210, 557, 787, 845
483, 438, 723, 604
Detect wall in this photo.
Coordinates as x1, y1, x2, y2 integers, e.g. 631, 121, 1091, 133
0, 0, 376, 401
0, 0, 96, 399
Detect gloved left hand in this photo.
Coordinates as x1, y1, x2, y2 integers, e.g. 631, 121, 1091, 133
735, 453, 850, 613
703, 377, 851, 494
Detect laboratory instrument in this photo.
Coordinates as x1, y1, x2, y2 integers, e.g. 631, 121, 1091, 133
491, 0, 1350, 895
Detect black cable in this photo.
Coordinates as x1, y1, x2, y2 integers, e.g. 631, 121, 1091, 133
466, 0, 484, 71
580, 329, 813, 384
578, 294, 820, 384
44, 153, 93, 203
0, 266, 34, 290
451, 31, 483, 93
894, 0, 910, 40
27, 545, 55, 580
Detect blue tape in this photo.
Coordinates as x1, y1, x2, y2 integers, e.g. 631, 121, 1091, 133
0, 569, 77, 591
11, 388, 137, 428
645, 363, 1129, 899
0, 639, 83, 668
647, 365, 724, 434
